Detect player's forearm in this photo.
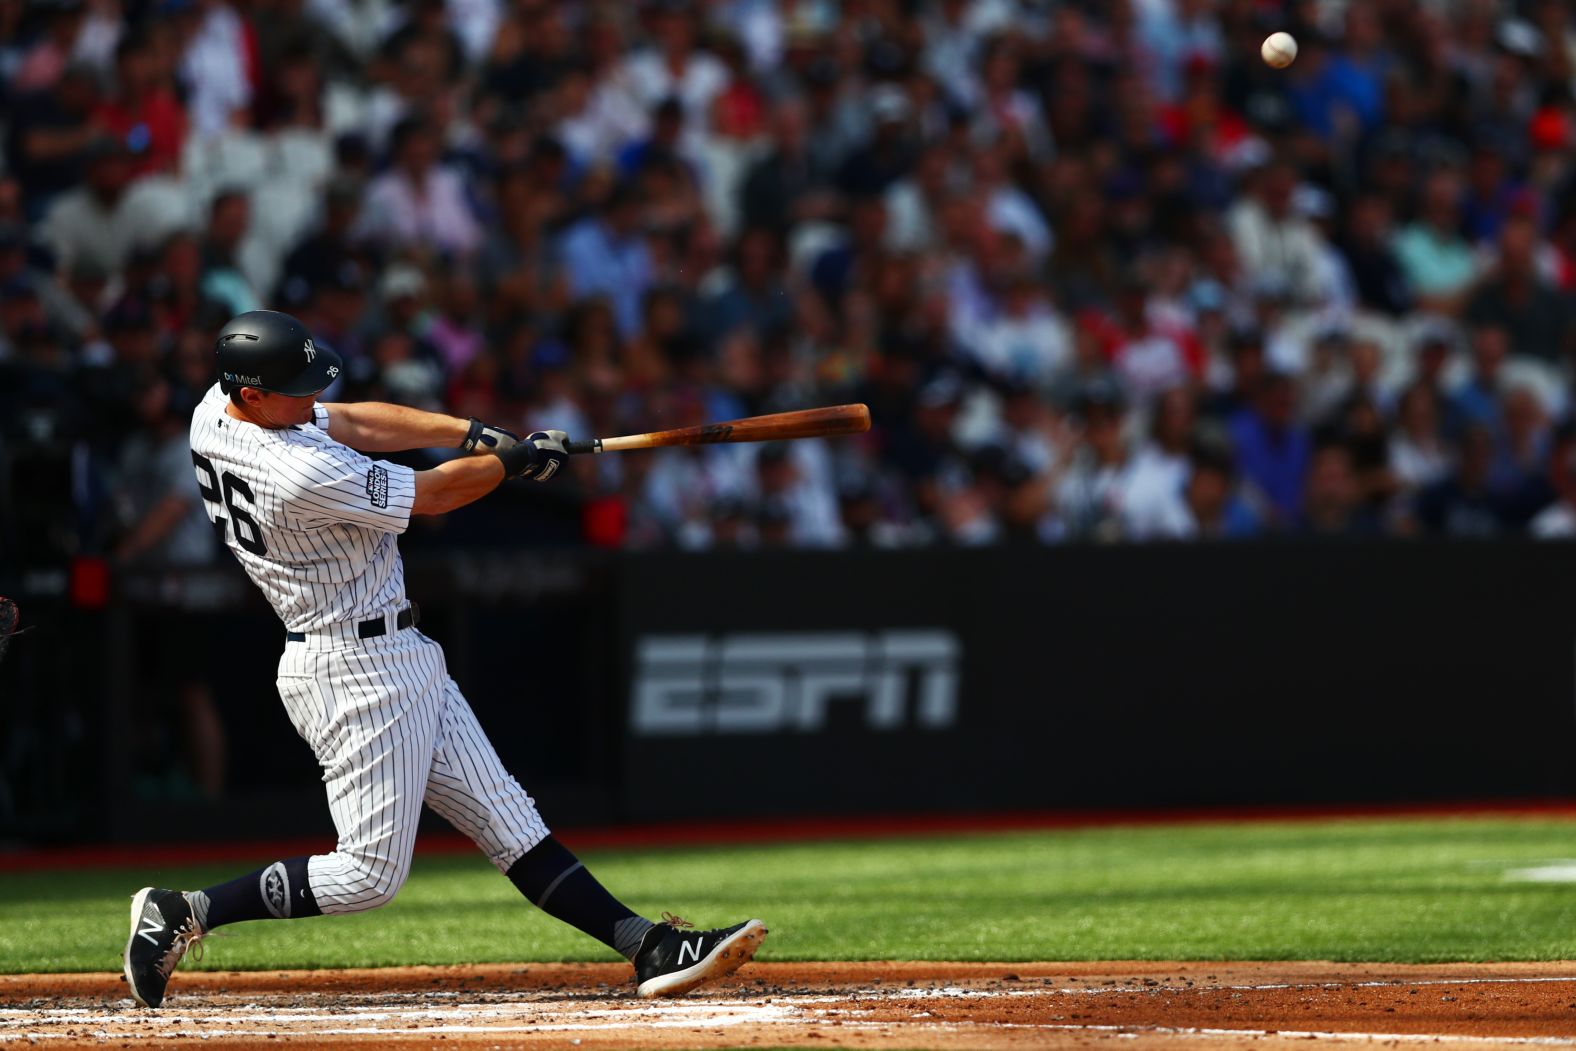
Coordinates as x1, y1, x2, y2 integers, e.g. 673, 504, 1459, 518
411, 456, 506, 516
323, 401, 471, 452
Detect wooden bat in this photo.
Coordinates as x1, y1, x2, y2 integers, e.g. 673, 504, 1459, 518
564, 404, 871, 455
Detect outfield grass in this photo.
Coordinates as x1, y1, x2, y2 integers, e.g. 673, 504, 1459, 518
4, 816, 1576, 972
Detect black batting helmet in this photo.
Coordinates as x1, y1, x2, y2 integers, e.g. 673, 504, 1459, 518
215, 310, 342, 396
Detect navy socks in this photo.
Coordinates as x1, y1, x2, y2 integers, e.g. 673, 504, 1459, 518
189, 857, 321, 930
507, 836, 654, 959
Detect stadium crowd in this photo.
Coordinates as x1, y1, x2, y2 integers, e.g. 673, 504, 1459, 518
3, 0, 1576, 560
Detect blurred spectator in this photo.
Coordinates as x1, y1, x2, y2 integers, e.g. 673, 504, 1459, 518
1092, 269, 1202, 407
1122, 386, 1198, 531
5, 64, 103, 219
1228, 373, 1311, 528
39, 140, 190, 274
961, 265, 1071, 392
111, 372, 214, 567
112, 370, 226, 799
173, 0, 254, 140
1392, 170, 1477, 313
1226, 161, 1328, 307
1413, 424, 1518, 537
701, 226, 793, 350
1530, 424, 1576, 538
356, 115, 481, 257
277, 175, 363, 298
1491, 384, 1553, 518
1301, 438, 1380, 536
619, 1, 728, 140
8, 0, 87, 95
1134, 438, 1259, 541
198, 188, 262, 315
748, 441, 842, 548
1463, 214, 1576, 365
738, 95, 839, 235
1047, 379, 1131, 542
1337, 194, 1411, 316
557, 181, 653, 338
1389, 384, 1451, 498
95, 29, 187, 177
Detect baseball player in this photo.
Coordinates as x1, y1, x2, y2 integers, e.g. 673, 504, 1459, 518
123, 310, 766, 1008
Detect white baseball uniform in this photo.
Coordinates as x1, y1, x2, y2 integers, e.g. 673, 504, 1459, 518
189, 383, 549, 912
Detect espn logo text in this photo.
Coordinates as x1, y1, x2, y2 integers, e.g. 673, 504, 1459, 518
631, 631, 959, 735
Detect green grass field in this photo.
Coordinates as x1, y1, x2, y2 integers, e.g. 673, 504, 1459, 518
5, 816, 1576, 973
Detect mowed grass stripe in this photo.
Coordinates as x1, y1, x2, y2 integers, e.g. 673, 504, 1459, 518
3, 817, 1576, 973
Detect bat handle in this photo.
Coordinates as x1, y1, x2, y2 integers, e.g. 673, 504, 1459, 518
564, 438, 602, 455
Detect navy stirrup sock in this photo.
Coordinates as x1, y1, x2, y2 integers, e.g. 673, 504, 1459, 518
189, 857, 322, 930
507, 836, 654, 960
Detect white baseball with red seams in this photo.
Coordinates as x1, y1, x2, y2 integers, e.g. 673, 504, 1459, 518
188, 383, 549, 911
1262, 32, 1298, 68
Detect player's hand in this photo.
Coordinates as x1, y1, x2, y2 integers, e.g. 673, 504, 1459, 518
519, 430, 568, 483
461, 418, 522, 454
494, 429, 569, 481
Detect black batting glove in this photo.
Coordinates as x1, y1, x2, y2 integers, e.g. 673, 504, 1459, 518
495, 429, 568, 482
461, 417, 522, 454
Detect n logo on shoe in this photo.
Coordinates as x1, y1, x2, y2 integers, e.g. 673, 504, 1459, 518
137, 913, 165, 946
676, 939, 701, 965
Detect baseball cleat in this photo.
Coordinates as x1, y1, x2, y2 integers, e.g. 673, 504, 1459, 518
634, 913, 768, 998
123, 887, 205, 1008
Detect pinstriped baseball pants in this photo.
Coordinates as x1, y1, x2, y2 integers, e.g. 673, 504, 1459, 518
276, 627, 550, 913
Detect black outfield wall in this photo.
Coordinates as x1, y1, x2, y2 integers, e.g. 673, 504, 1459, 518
614, 543, 1576, 818
6, 542, 1576, 841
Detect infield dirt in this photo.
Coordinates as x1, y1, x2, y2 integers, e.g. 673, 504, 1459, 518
6, 961, 1576, 1049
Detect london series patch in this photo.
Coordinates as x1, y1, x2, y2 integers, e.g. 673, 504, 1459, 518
366, 465, 389, 508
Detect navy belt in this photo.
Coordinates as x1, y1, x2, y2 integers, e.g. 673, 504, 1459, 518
286, 604, 419, 643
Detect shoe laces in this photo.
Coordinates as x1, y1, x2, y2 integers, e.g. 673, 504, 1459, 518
157, 918, 205, 980
660, 911, 693, 930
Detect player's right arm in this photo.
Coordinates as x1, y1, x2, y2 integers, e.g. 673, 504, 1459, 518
412, 456, 506, 516
412, 430, 570, 515
276, 430, 567, 532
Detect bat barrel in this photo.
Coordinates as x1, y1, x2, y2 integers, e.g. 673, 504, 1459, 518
563, 403, 870, 456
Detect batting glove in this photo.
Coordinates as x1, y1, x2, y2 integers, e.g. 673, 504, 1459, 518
461, 417, 522, 454
496, 430, 569, 482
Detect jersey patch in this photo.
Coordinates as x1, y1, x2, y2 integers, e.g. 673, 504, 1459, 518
366, 465, 389, 508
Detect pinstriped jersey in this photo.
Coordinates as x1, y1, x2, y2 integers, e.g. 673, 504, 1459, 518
189, 383, 418, 633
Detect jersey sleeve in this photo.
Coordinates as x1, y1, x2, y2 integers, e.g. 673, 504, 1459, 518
310, 403, 331, 431
277, 440, 417, 534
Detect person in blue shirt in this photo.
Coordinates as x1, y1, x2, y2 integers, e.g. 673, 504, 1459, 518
1228, 372, 1311, 528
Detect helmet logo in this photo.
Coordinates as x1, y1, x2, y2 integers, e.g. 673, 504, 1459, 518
303, 338, 317, 362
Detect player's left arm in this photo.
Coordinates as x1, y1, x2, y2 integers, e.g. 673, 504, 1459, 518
318, 401, 521, 455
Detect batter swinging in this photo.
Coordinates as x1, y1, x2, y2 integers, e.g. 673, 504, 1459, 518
123, 310, 766, 1008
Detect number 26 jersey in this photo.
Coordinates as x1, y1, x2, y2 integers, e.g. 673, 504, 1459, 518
189, 383, 418, 633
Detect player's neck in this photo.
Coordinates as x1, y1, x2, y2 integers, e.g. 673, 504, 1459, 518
225, 401, 270, 428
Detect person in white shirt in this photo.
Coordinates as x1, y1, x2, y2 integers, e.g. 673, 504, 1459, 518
175, 0, 253, 139
1388, 383, 1451, 495
618, 2, 729, 138
1226, 161, 1329, 308
355, 116, 481, 257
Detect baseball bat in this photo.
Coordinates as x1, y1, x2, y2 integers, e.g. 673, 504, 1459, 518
564, 404, 871, 455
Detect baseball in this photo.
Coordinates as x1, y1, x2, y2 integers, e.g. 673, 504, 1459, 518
1261, 31, 1298, 68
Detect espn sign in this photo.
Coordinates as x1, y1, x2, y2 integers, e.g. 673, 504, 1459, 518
631, 631, 960, 735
